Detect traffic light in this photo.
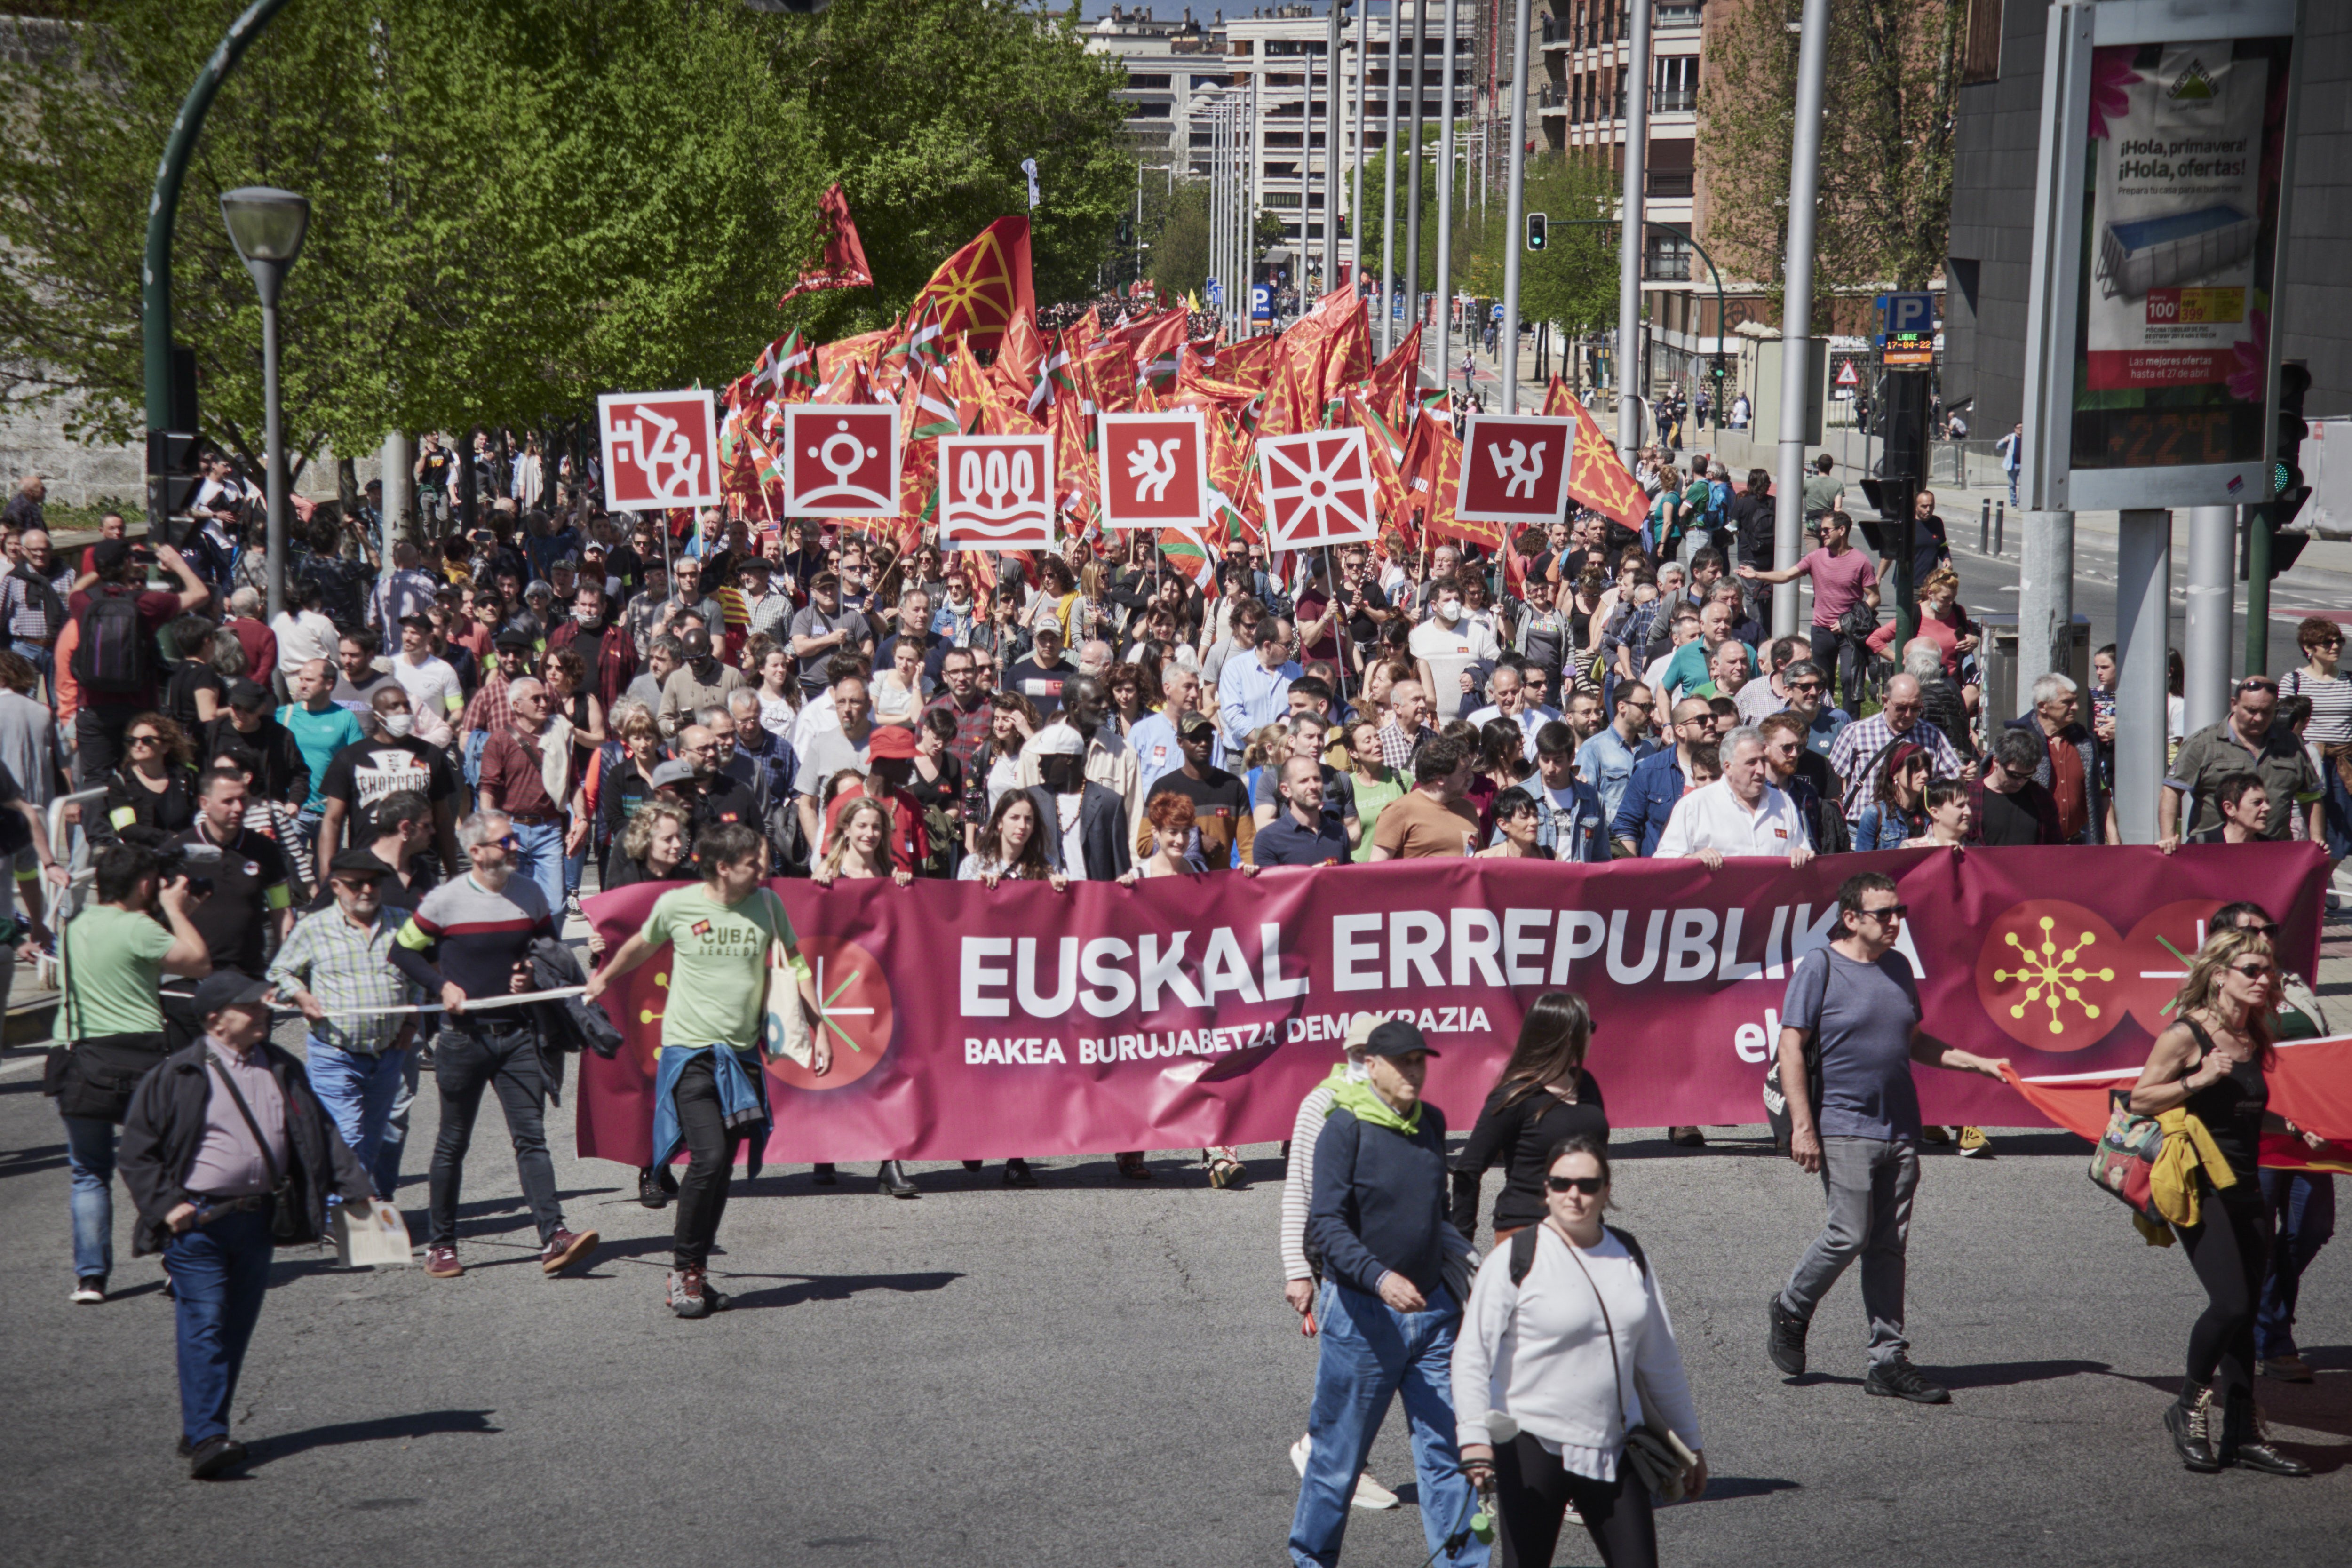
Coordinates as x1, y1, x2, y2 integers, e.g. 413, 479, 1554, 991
1526, 212, 1547, 252
145, 343, 200, 534
2267, 361, 2313, 576
1115, 214, 1133, 247
1708, 354, 1726, 383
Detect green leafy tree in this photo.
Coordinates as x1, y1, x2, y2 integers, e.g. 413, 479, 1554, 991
0, 0, 1131, 476
1698, 0, 1965, 305
1146, 179, 1210, 301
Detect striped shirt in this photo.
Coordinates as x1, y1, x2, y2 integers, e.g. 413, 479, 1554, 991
391, 871, 556, 1004
268, 905, 419, 1055
2280, 667, 2352, 748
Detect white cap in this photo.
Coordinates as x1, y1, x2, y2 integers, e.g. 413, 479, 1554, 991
1033, 722, 1086, 756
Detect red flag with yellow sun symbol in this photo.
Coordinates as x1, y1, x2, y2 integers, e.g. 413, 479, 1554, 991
907, 216, 1035, 356
1564, 391, 1648, 529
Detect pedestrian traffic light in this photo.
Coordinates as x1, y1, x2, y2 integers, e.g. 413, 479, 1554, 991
2267, 361, 2312, 576
1526, 212, 1547, 252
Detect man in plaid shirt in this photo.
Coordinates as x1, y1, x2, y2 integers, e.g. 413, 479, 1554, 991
1827, 673, 1964, 822
269, 850, 420, 1201
1376, 678, 1437, 771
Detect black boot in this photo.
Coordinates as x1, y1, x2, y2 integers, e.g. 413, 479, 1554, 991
810, 1163, 837, 1186
637, 1167, 671, 1209
878, 1160, 920, 1198
2164, 1380, 2222, 1472
1003, 1157, 1038, 1187
2222, 1386, 2312, 1476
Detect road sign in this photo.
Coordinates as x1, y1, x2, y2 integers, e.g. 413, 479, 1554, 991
1098, 411, 1208, 528
1205, 277, 1223, 306
1491, 303, 1505, 322
1250, 284, 1273, 322
1835, 360, 1860, 389
1255, 429, 1377, 550
782, 404, 901, 517
1877, 292, 1934, 340
937, 433, 1057, 552
1454, 414, 1575, 525
598, 390, 721, 511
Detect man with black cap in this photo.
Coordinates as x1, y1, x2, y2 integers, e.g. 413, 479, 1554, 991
67, 536, 210, 784
270, 848, 421, 1203
1142, 709, 1253, 868
460, 625, 537, 782
118, 968, 375, 1479
732, 553, 792, 642
202, 679, 310, 808
1293, 1019, 1482, 1568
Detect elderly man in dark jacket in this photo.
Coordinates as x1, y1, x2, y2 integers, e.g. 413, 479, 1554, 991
119, 971, 373, 1480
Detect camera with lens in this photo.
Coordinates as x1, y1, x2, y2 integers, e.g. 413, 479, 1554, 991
118, 824, 225, 895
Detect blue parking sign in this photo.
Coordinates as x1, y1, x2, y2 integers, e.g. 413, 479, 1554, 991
1251, 284, 1272, 322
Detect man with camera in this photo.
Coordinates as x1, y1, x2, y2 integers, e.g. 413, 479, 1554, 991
119, 969, 377, 1478
49, 841, 210, 1305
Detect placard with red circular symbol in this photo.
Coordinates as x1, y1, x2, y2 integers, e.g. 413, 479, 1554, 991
1973, 899, 2125, 1052
2114, 899, 2235, 1038
1255, 428, 1377, 550
783, 404, 901, 517
766, 935, 895, 1092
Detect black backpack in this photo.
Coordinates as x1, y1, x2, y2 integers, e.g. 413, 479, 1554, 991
1509, 1222, 1649, 1284
73, 587, 152, 697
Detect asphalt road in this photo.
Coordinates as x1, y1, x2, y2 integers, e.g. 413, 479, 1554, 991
2, 991, 2348, 1568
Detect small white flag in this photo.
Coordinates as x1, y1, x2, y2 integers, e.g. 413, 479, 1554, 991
1021, 158, 1041, 211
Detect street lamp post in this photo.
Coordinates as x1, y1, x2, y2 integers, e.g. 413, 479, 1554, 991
219, 185, 310, 623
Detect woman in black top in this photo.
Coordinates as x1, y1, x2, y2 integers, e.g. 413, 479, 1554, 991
905, 707, 965, 877
101, 713, 199, 838
2132, 927, 2334, 1476
1450, 992, 1608, 1242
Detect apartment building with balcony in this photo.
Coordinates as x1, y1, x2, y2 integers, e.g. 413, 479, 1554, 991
1084, 6, 1229, 169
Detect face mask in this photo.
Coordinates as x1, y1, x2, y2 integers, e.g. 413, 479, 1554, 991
1437, 600, 1462, 625
1344, 1059, 1371, 1083
381, 711, 415, 738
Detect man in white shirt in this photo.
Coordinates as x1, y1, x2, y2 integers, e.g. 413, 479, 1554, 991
388, 613, 465, 749
1656, 725, 1814, 868
1463, 661, 1562, 761
1407, 578, 1498, 724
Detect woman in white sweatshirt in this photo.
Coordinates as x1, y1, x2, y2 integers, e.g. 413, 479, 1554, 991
1453, 1135, 1706, 1568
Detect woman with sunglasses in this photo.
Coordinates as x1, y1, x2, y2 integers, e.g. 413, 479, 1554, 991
2206, 902, 2335, 1387
1851, 742, 1930, 852
1455, 1135, 1704, 1568
2280, 617, 2352, 874
2131, 926, 2334, 1475
101, 713, 199, 838
1451, 994, 1607, 1246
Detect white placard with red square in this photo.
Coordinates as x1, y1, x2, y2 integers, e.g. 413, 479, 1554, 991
1097, 411, 1209, 528
937, 434, 1058, 552
1254, 428, 1377, 550
598, 390, 721, 511
782, 404, 901, 517
1454, 414, 1576, 525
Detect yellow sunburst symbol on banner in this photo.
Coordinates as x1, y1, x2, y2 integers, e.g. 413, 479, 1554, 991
1993, 918, 2116, 1036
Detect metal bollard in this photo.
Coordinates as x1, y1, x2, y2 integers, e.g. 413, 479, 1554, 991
1994, 501, 2005, 557
1980, 498, 1990, 553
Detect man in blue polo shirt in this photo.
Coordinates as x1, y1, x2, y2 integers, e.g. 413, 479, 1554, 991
1252, 755, 1351, 868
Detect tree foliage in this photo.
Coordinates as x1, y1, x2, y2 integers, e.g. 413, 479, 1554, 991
1697, 0, 1964, 303
0, 0, 1130, 472
1354, 145, 1616, 333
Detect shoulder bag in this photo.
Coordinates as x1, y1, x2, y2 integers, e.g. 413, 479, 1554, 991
204, 1051, 306, 1244
760, 891, 816, 1068
1762, 949, 1831, 1154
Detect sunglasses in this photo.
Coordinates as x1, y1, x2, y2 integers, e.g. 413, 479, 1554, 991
2233, 920, 2281, 938
128, 734, 161, 747
2231, 961, 2278, 980
1546, 1175, 1606, 1195
1856, 904, 1909, 923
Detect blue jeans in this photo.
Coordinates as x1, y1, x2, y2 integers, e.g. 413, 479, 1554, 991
11, 641, 50, 697
1290, 1279, 1484, 1568
509, 820, 564, 912
2257, 1170, 2336, 1360
562, 844, 587, 901
63, 1114, 117, 1281
167, 1205, 275, 1445
376, 1042, 423, 1201
305, 1040, 409, 1202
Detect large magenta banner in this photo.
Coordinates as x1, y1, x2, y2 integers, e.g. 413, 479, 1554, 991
573, 844, 2324, 1165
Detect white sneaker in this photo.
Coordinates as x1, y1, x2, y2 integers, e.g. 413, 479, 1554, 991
1291, 1435, 1400, 1511
70, 1277, 104, 1304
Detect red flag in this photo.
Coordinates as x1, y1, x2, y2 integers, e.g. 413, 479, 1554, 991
1542, 375, 1577, 419
1215, 332, 1287, 395
1366, 325, 1422, 430
908, 216, 1036, 355
994, 310, 1047, 406
1565, 396, 1649, 529
778, 183, 875, 306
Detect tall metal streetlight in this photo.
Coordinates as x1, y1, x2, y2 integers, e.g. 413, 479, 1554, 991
1380, 0, 1402, 354
219, 186, 310, 622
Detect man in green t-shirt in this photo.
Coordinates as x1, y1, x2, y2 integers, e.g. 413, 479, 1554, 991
586, 823, 820, 1319
56, 841, 211, 1303
1799, 452, 1844, 522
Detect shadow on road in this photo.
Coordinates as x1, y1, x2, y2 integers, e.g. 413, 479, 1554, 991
719, 1269, 963, 1311
1937, 1357, 2113, 1390
0, 1142, 65, 1178
250, 1408, 503, 1465
1694, 1476, 1803, 1502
